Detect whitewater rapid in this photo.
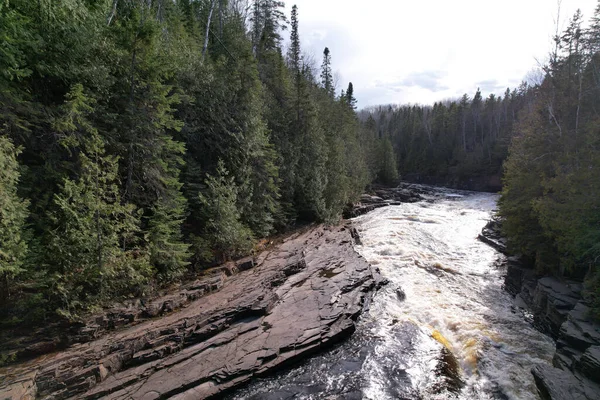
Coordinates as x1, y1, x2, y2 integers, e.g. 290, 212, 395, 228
230, 186, 555, 400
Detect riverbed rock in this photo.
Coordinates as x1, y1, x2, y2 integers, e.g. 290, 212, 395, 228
578, 346, 600, 381
0, 224, 385, 400
343, 184, 427, 219
477, 217, 507, 254
553, 302, 600, 371
531, 364, 598, 400
479, 216, 600, 397
532, 277, 582, 337
343, 203, 389, 219
502, 256, 536, 297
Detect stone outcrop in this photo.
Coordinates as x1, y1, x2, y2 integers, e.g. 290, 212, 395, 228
0, 224, 385, 400
1, 268, 244, 368
477, 217, 507, 254
343, 183, 428, 219
534, 278, 582, 338
531, 364, 597, 400
531, 302, 600, 400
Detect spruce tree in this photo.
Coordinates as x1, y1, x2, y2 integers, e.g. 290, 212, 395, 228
0, 136, 29, 303
287, 5, 301, 74
45, 84, 151, 315
197, 161, 254, 261
346, 82, 357, 110
320, 47, 334, 97
378, 137, 399, 185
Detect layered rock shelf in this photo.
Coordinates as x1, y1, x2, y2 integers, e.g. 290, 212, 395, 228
343, 183, 425, 218
477, 217, 507, 254
0, 224, 386, 400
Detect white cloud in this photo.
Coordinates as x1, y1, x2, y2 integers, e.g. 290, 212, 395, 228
284, 0, 598, 107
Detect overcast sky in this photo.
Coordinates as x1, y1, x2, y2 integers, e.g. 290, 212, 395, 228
283, 0, 598, 108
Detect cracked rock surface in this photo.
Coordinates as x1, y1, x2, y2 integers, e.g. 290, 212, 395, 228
0, 224, 384, 400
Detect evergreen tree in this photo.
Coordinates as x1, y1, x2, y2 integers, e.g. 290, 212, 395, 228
320, 47, 334, 97
378, 137, 399, 185
499, 8, 600, 317
44, 84, 150, 315
197, 161, 254, 261
346, 82, 357, 110
287, 5, 301, 75
0, 136, 29, 304
0, 0, 373, 322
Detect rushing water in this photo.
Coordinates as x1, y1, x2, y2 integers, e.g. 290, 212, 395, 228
230, 186, 555, 400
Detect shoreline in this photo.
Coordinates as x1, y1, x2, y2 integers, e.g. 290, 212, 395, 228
0, 223, 386, 400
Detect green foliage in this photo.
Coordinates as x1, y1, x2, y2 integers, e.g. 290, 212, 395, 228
0, 0, 372, 323
360, 84, 525, 189
0, 135, 29, 301
377, 137, 400, 185
198, 161, 254, 261
43, 84, 151, 313
499, 8, 600, 318
320, 47, 334, 98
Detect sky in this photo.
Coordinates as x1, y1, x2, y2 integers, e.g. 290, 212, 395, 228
282, 0, 599, 108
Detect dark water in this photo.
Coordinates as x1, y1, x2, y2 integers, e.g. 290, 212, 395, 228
229, 186, 554, 400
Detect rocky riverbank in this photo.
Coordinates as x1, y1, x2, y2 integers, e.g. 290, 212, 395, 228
479, 220, 600, 400
0, 224, 387, 400
343, 182, 451, 219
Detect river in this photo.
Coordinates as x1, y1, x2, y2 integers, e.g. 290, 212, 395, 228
230, 185, 555, 400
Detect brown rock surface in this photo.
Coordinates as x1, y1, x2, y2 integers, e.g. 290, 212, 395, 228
0, 224, 384, 400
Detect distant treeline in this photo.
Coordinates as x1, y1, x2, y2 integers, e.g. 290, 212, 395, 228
0, 0, 398, 322
358, 84, 537, 191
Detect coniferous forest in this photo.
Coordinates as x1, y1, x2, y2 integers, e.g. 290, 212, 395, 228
1, 0, 599, 328
0, 0, 399, 323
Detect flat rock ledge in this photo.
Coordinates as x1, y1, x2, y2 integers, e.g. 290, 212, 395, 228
0, 224, 386, 400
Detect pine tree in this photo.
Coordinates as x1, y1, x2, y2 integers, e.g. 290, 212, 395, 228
287, 5, 301, 75
0, 0, 378, 321
287, 4, 302, 122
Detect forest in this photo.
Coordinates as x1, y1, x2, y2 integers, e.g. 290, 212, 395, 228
0, 0, 398, 323
358, 83, 536, 192
1, 0, 599, 327
499, 8, 600, 316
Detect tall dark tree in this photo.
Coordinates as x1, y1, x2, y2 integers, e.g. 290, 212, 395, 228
346, 82, 357, 109
320, 47, 334, 97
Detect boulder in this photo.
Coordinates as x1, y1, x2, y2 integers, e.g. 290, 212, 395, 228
557, 303, 600, 352
477, 217, 507, 254
236, 256, 254, 272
